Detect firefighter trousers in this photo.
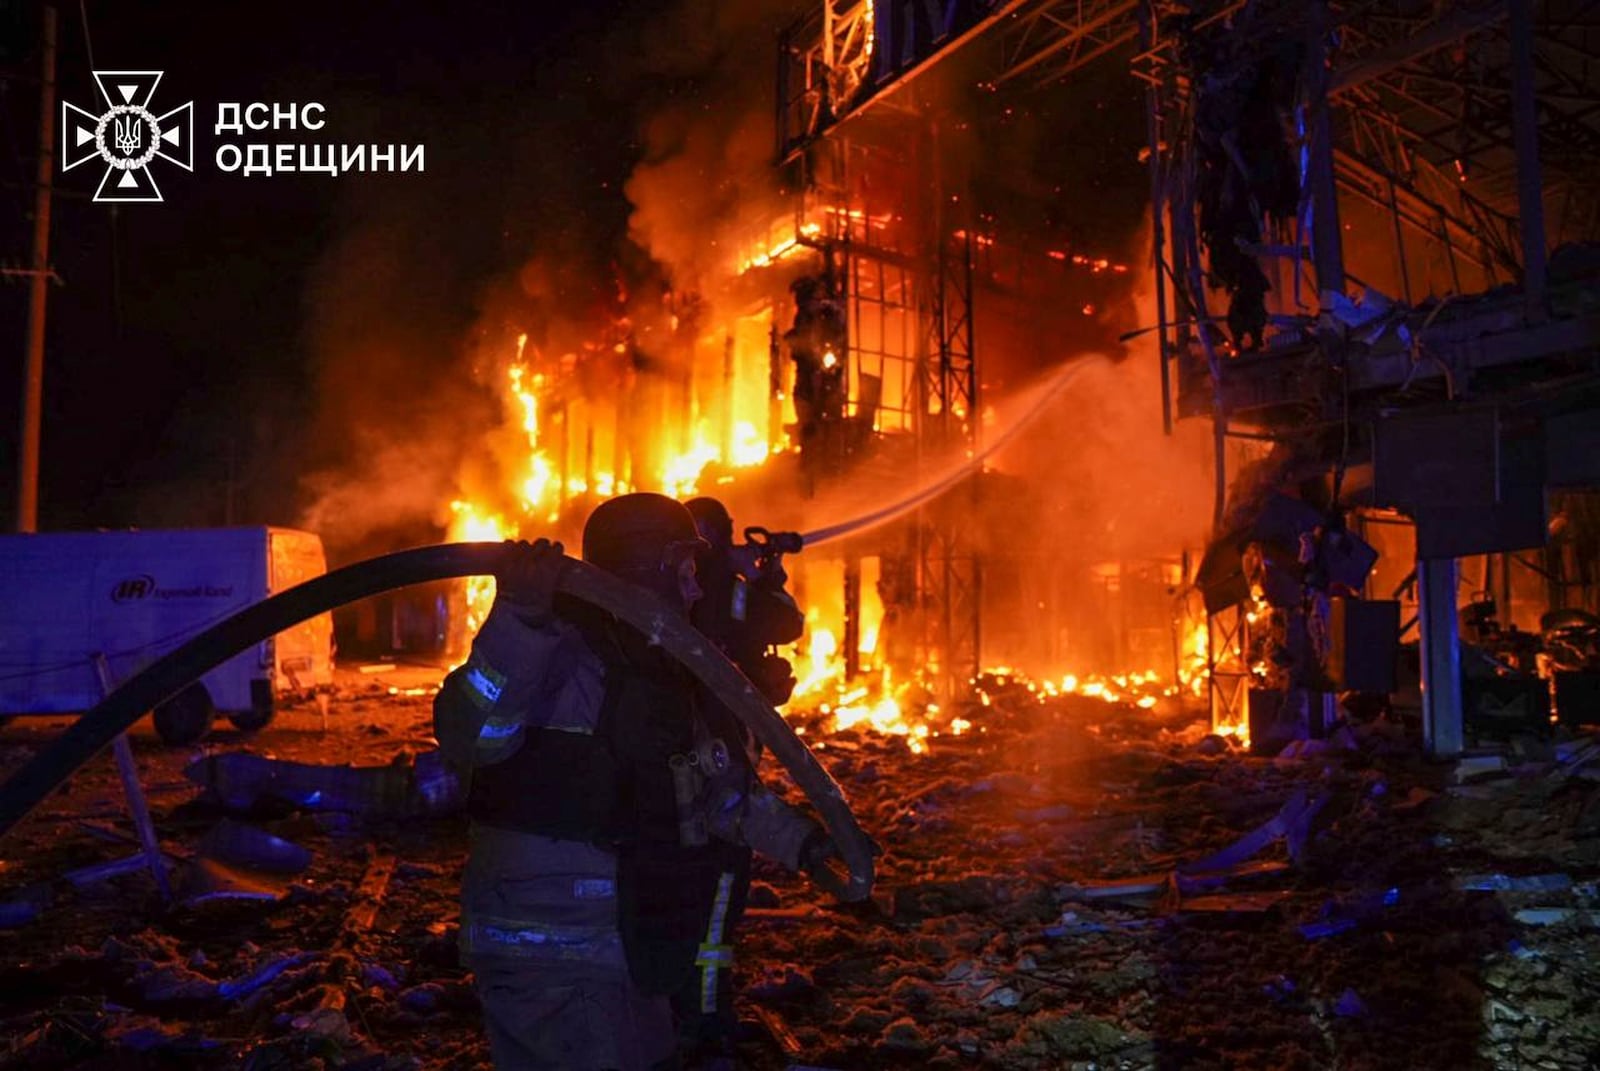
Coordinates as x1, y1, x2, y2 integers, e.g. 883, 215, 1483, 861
461, 826, 677, 1071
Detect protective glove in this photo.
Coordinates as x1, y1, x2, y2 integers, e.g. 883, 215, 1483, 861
799, 823, 884, 902
798, 827, 839, 875
495, 538, 567, 622
753, 653, 798, 707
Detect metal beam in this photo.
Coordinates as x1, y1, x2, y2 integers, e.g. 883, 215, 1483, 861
1332, 1, 1508, 94
782, 0, 1032, 159
991, 0, 1138, 87
1510, 0, 1550, 319
1307, 2, 1346, 295
1333, 141, 1519, 275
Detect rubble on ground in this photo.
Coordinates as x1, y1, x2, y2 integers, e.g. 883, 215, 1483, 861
1, 670, 1597, 1069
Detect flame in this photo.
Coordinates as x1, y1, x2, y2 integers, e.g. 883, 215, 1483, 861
739, 222, 822, 274
730, 420, 769, 468
1178, 618, 1209, 697
448, 500, 507, 638
792, 621, 840, 698
662, 426, 722, 500
449, 325, 1223, 750
814, 666, 933, 755
508, 365, 554, 511
659, 419, 775, 499
436, 216, 1207, 754
785, 579, 940, 755
976, 665, 1176, 711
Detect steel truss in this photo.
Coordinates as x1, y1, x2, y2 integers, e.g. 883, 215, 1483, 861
775, 0, 1598, 733
1207, 604, 1253, 737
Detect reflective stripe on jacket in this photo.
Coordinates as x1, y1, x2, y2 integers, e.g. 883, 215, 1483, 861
434, 601, 606, 779
459, 825, 627, 970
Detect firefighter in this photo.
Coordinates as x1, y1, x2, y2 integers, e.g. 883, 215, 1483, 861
784, 276, 847, 437
434, 493, 835, 1071
684, 497, 804, 707
673, 497, 807, 1062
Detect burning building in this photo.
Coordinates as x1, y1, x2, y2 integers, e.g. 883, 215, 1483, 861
4, 2, 1600, 1069
424, 0, 1600, 761
424, 0, 1223, 756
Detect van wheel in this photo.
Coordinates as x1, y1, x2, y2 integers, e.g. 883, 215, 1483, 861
154, 684, 215, 746
229, 679, 275, 732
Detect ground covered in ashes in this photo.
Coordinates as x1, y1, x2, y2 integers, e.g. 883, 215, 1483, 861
2, 667, 1599, 1071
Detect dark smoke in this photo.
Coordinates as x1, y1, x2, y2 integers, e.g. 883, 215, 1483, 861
292, 9, 643, 559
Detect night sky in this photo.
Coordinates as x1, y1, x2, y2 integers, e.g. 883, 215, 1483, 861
1, 1, 1147, 545
1, 0, 647, 536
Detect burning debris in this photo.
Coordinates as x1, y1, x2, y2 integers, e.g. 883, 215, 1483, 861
5, 666, 1600, 1069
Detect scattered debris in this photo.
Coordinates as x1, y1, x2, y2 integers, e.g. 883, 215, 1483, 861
1333, 988, 1368, 1018
1180, 889, 1296, 913
1512, 908, 1600, 927
218, 950, 321, 1001
750, 1005, 803, 1057
1300, 887, 1401, 940
1056, 874, 1169, 904
196, 819, 313, 874
3, 673, 1599, 1069
1454, 753, 1510, 782
1457, 872, 1574, 894
185, 751, 461, 818
182, 858, 290, 904
0, 880, 52, 928
64, 852, 174, 891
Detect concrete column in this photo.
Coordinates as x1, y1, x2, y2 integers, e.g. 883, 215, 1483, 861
1418, 556, 1464, 756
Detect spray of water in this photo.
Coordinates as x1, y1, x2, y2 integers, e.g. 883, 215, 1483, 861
799, 354, 1111, 548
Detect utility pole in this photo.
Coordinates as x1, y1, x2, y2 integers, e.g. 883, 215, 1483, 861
17, 2, 58, 533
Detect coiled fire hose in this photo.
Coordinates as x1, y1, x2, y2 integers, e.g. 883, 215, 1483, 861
0, 543, 875, 902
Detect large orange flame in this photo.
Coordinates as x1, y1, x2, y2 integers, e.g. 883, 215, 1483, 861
442, 215, 1209, 749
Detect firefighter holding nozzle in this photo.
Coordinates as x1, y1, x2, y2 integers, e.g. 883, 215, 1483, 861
433, 493, 837, 1071
684, 497, 805, 707
672, 496, 807, 1061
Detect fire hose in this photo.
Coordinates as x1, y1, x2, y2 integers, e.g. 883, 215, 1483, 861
0, 543, 875, 901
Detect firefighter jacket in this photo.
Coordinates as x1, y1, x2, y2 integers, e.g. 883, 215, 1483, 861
434, 595, 820, 996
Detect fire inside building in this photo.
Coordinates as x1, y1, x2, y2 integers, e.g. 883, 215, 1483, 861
2, 1, 1599, 1069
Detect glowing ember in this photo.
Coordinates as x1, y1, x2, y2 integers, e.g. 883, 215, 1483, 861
976, 665, 1178, 712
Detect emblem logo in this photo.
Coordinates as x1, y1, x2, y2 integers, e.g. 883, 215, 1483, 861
62, 71, 193, 202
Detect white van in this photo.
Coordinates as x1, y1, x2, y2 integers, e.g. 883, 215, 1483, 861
0, 526, 333, 744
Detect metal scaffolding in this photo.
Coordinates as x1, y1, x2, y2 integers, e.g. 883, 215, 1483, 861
775, 5, 988, 696
777, 0, 1600, 743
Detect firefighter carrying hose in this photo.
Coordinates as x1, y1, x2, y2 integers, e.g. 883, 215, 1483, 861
674, 497, 806, 1061
434, 493, 838, 1071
